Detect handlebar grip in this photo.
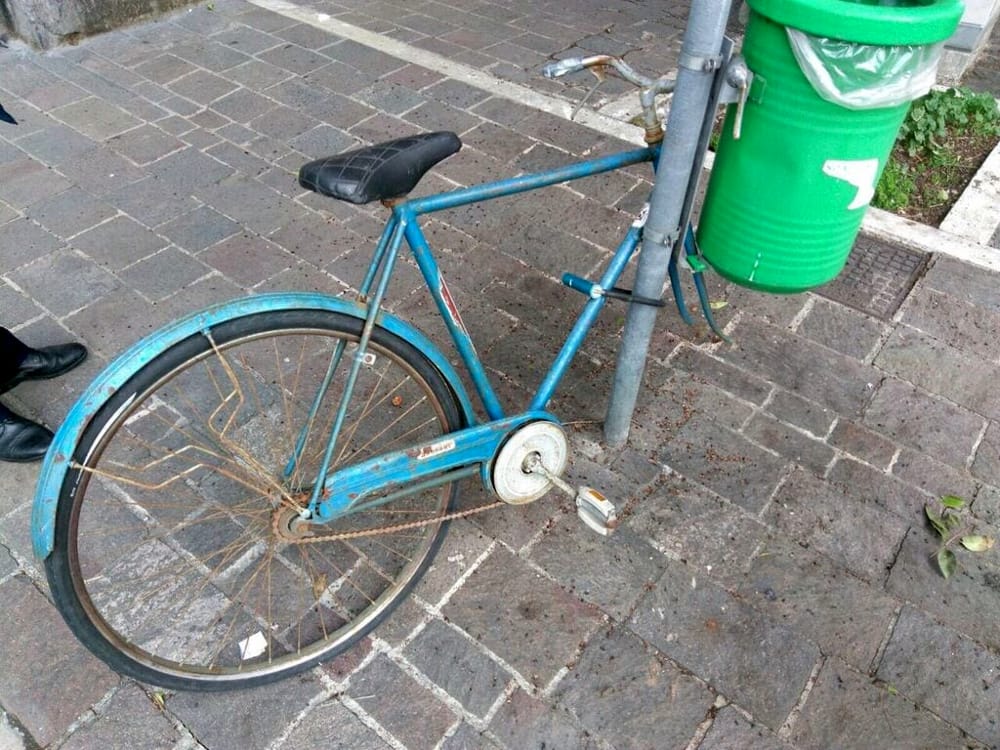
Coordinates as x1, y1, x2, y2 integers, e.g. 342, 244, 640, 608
542, 58, 586, 79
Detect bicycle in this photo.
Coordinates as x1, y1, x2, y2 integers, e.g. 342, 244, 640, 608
30, 54, 736, 691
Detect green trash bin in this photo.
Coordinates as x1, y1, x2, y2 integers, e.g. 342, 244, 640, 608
695, 0, 964, 294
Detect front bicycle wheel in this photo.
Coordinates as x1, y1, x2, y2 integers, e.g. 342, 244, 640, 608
46, 309, 463, 691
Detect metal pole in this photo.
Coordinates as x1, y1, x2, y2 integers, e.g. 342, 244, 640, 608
604, 0, 734, 447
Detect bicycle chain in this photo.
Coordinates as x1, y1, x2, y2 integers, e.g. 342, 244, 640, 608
272, 498, 506, 543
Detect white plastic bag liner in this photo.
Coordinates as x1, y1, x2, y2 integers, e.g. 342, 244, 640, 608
787, 28, 943, 109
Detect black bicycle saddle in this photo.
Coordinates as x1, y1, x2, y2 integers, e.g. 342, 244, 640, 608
298, 131, 462, 205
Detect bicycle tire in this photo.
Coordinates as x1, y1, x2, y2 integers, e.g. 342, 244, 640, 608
46, 308, 463, 691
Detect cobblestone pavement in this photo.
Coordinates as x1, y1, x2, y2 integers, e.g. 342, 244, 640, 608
2, 1, 1000, 748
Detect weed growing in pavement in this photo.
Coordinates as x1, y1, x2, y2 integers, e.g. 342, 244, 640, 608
925, 494, 995, 578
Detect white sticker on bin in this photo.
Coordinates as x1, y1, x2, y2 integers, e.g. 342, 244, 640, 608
822, 158, 879, 211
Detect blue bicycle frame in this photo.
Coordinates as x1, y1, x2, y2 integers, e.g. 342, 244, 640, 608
302, 144, 659, 521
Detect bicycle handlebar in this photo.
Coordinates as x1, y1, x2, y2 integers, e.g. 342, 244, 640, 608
542, 55, 662, 90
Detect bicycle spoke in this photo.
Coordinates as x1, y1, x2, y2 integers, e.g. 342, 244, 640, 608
52, 314, 463, 688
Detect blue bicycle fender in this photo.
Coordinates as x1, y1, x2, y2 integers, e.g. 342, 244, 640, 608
31, 292, 478, 560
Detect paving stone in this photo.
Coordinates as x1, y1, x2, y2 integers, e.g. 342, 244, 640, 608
724, 286, 809, 329
625, 472, 769, 588
209, 88, 274, 125
972, 484, 1000, 526
226, 58, 296, 90
863, 378, 984, 470
205, 140, 273, 177
529, 502, 667, 621
921, 254, 1000, 312
168, 671, 325, 750
766, 467, 910, 584
194, 174, 307, 235
0, 576, 119, 747
105, 175, 201, 227
738, 538, 899, 671
60, 685, 179, 750
23, 186, 117, 239
118, 247, 212, 301
0, 158, 73, 208
64, 289, 173, 357
826, 455, 934, 520
16, 123, 97, 164
0, 216, 64, 270
149, 146, 236, 193
278, 700, 392, 749
670, 345, 772, 406
470, 96, 539, 127
796, 295, 887, 359
554, 626, 714, 750
698, 705, 792, 750
288, 125, 360, 160
901, 285, 1000, 362
347, 654, 456, 750
107, 124, 185, 166
408, 518, 493, 608
827, 418, 897, 468
889, 449, 979, 507
322, 39, 408, 78
791, 656, 978, 750
199, 230, 295, 287
166, 39, 252, 72
443, 546, 605, 687
0, 281, 43, 327
440, 722, 503, 750
660, 415, 788, 513
71, 214, 168, 270
55, 146, 148, 196
743, 413, 836, 475
765, 389, 836, 437
719, 319, 879, 417
885, 526, 1000, 652
877, 606, 1000, 745
630, 558, 820, 730
49, 97, 140, 140
132, 54, 200, 85
404, 101, 482, 135
489, 689, 606, 750
0, 504, 36, 576
257, 42, 334, 76
876, 325, 1000, 421
404, 619, 510, 717
10, 249, 120, 316
972, 420, 1000, 486
158, 205, 242, 253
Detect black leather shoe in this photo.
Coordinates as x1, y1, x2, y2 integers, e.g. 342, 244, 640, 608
0, 404, 53, 462
0, 343, 88, 394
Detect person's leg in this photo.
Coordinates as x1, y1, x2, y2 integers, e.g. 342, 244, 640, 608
0, 402, 52, 462
0, 326, 88, 394
0, 327, 88, 462
0, 326, 30, 384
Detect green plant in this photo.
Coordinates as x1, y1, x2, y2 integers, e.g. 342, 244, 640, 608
873, 87, 1000, 220
873, 158, 915, 211
925, 495, 995, 578
897, 87, 1000, 158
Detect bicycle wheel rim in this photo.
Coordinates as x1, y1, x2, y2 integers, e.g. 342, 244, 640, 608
49, 311, 461, 688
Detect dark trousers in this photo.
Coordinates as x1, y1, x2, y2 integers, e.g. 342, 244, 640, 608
0, 327, 30, 383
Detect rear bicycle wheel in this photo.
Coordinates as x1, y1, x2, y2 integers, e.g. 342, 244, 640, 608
46, 309, 463, 691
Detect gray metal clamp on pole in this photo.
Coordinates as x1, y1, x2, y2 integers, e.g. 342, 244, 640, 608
604, 0, 735, 448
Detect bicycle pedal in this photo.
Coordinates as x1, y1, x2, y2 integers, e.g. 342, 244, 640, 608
575, 487, 618, 536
